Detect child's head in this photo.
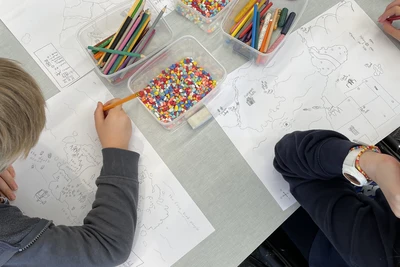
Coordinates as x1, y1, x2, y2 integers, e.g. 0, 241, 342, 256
0, 58, 46, 172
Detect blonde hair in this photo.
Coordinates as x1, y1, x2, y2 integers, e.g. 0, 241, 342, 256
0, 58, 46, 172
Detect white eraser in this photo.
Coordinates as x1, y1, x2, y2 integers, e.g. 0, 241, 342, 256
188, 107, 213, 129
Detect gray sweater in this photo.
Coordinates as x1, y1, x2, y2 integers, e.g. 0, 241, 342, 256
0, 148, 139, 267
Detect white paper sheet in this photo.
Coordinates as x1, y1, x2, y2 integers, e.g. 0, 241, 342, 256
208, 0, 400, 210
12, 72, 214, 267
0, 0, 175, 90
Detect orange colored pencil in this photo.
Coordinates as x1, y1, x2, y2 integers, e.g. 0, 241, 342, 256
103, 91, 142, 111
259, 19, 273, 52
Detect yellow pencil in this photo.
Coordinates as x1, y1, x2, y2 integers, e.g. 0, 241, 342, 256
234, 0, 258, 23
231, 4, 257, 37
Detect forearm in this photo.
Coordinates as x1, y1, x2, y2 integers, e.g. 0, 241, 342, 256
274, 130, 356, 185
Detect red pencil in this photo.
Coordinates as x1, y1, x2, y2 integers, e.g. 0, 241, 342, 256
387, 15, 400, 22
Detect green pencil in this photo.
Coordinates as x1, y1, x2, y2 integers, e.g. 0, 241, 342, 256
88, 46, 144, 58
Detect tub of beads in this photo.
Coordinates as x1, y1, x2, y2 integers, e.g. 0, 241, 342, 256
128, 36, 227, 130
175, 0, 236, 33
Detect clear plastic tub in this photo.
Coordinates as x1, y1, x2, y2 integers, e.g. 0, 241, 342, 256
77, 0, 173, 86
128, 35, 227, 130
175, 0, 237, 33
221, 0, 308, 64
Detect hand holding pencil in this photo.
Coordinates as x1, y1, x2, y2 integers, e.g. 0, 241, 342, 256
379, 0, 400, 40
94, 99, 132, 150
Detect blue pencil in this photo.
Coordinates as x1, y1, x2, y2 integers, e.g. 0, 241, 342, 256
255, 10, 260, 46
251, 4, 258, 48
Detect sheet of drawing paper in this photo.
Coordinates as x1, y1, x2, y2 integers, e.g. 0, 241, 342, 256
208, 0, 400, 210
12, 72, 214, 267
0, 0, 174, 90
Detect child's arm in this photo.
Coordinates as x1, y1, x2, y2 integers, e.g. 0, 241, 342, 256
8, 148, 139, 267
7, 102, 138, 267
274, 130, 398, 267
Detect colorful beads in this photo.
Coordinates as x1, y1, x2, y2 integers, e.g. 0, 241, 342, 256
181, 0, 230, 18
140, 57, 217, 123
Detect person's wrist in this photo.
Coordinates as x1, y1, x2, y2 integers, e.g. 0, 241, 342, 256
102, 144, 129, 150
359, 152, 388, 183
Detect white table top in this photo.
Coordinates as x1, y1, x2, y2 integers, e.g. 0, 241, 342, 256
1, 0, 398, 266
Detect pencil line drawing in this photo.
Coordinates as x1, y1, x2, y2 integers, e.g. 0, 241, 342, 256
209, 0, 400, 210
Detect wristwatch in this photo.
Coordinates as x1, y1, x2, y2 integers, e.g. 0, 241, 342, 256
342, 145, 381, 186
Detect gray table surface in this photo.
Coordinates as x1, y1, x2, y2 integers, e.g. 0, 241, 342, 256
1, 0, 399, 266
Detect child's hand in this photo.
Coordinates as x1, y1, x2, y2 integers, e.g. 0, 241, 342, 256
0, 165, 17, 201
94, 100, 132, 150
378, 0, 400, 40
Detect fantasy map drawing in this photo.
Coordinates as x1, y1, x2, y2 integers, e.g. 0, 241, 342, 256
208, 0, 400, 210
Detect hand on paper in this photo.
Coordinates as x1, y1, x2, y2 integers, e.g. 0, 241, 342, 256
360, 151, 400, 218
378, 0, 400, 40
0, 165, 17, 201
94, 100, 132, 150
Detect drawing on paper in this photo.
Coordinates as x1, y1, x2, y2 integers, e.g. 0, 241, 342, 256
209, 0, 400, 210
12, 73, 214, 266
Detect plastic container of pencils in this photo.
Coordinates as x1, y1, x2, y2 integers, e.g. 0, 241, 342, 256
77, 0, 173, 86
221, 0, 308, 65
128, 36, 227, 130
175, 0, 237, 33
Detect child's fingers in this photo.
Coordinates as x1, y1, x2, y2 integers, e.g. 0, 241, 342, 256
0, 178, 16, 201
379, 5, 400, 22
386, 0, 400, 12
0, 169, 17, 191
383, 20, 400, 40
7, 165, 15, 178
94, 102, 105, 129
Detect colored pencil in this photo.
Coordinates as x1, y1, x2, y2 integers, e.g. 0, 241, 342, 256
258, 12, 271, 50
103, 91, 142, 111
267, 12, 296, 53
118, 28, 149, 70
120, 29, 156, 80
255, 10, 260, 46
238, 1, 273, 39
93, 34, 115, 52
251, 5, 258, 48
234, 0, 258, 23
101, 4, 145, 70
126, 5, 166, 67
259, 18, 273, 52
231, 4, 256, 37
230, 0, 267, 34
260, 8, 280, 52
274, 9, 281, 30
102, 11, 145, 74
110, 10, 151, 74
88, 46, 145, 58
387, 15, 400, 22
97, 0, 141, 65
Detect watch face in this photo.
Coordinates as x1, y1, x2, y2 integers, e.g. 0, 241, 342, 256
344, 173, 361, 186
